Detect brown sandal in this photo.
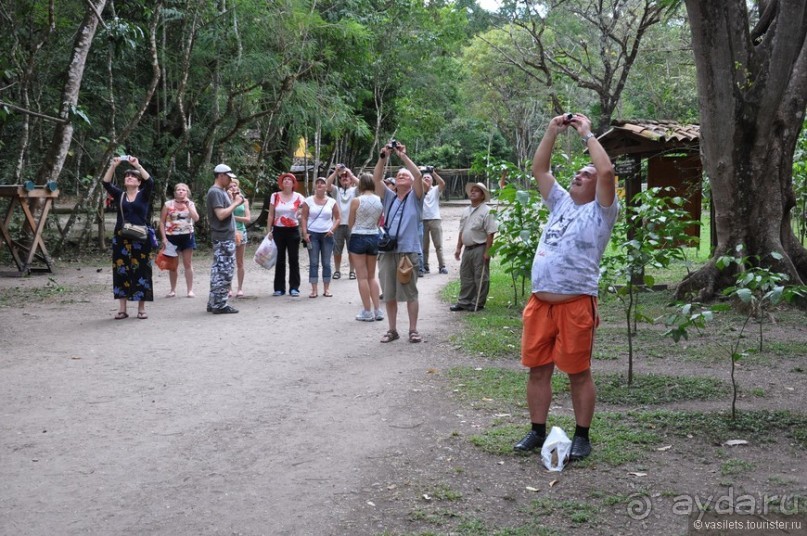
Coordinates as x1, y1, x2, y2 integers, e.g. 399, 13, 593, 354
408, 330, 422, 343
380, 330, 399, 343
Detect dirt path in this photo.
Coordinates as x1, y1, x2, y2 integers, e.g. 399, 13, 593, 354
0, 204, 471, 535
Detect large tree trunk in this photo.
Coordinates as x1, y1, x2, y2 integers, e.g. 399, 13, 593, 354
676, 0, 807, 301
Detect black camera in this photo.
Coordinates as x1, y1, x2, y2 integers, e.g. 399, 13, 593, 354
563, 113, 574, 124
337, 163, 346, 169
390, 139, 399, 149
426, 166, 434, 173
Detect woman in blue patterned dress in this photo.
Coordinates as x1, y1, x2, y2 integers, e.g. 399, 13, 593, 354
102, 155, 154, 319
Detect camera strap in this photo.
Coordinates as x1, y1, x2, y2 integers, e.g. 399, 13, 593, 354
383, 191, 409, 238
119, 191, 139, 228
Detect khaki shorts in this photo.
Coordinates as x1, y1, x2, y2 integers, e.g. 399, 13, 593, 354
379, 252, 419, 302
521, 294, 599, 374
334, 224, 350, 254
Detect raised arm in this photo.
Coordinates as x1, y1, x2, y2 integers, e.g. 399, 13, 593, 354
373, 146, 389, 197
325, 166, 340, 195
432, 169, 446, 192
531, 116, 569, 200
395, 144, 424, 199
214, 194, 244, 222
573, 114, 616, 207
103, 157, 122, 183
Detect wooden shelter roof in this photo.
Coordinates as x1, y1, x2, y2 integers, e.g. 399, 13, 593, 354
598, 120, 700, 157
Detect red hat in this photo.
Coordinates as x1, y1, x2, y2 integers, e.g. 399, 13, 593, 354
278, 172, 297, 188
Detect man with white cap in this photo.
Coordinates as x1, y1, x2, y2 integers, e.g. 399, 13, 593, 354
451, 182, 497, 312
206, 163, 244, 314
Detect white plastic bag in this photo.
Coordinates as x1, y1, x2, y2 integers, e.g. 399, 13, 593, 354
253, 235, 277, 270
541, 426, 572, 472
163, 241, 178, 257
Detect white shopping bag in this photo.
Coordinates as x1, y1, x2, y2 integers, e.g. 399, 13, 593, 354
163, 241, 178, 257
541, 426, 572, 472
253, 235, 277, 270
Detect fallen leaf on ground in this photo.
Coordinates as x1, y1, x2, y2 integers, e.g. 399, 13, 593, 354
426, 368, 439, 374
367, 501, 375, 507
549, 480, 558, 487
656, 445, 672, 451
422, 494, 432, 501
525, 486, 539, 492
723, 439, 749, 447
628, 472, 647, 477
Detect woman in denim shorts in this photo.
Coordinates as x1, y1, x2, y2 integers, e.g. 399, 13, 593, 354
348, 173, 384, 322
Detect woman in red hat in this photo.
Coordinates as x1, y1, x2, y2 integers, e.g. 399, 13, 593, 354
265, 172, 305, 296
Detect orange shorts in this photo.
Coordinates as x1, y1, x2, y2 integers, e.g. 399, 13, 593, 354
521, 294, 599, 374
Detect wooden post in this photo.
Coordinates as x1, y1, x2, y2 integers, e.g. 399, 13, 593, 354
0, 185, 59, 275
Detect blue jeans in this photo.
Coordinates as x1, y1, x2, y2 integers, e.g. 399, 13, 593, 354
308, 232, 334, 283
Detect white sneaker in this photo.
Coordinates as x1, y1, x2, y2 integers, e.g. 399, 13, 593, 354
374, 309, 385, 321
355, 310, 374, 322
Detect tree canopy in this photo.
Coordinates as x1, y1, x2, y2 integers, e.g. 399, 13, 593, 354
0, 0, 804, 294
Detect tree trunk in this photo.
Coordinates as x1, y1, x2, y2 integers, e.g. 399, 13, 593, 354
34, 1, 107, 187
55, 3, 162, 253
676, 0, 807, 301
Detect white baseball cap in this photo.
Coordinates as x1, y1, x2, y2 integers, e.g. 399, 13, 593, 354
214, 164, 236, 178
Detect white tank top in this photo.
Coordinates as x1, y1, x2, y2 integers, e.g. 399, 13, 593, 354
352, 194, 383, 235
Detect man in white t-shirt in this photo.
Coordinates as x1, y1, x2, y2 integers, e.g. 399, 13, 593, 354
326, 164, 359, 280
514, 113, 619, 462
420, 167, 448, 274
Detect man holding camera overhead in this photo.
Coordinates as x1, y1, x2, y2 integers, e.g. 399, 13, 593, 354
514, 113, 618, 462
420, 167, 448, 275
373, 140, 425, 344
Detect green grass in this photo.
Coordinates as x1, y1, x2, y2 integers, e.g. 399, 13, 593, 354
408, 507, 459, 525
454, 519, 559, 536
0, 277, 78, 307
466, 408, 807, 468
631, 409, 807, 449
447, 367, 728, 409
422, 484, 463, 502
468, 412, 658, 466
720, 459, 755, 476
526, 497, 600, 525
446, 367, 568, 411
401, 513, 559, 535
444, 259, 806, 369
595, 372, 729, 405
